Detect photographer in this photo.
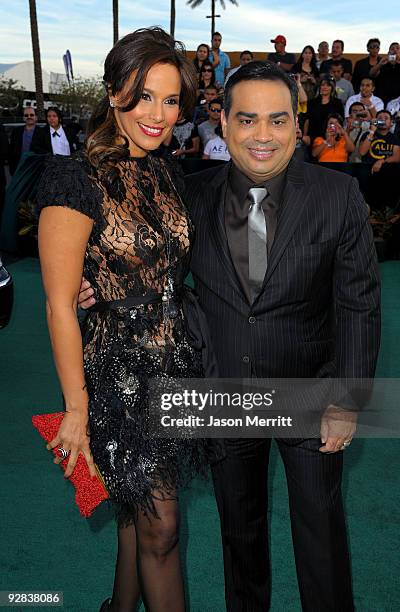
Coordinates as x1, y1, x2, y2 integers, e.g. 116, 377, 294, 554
346, 102, 372, 162
359, 110, 400, 173
387, 96, 400, 138
370, 43, 400, 105
312, 113, 355, 162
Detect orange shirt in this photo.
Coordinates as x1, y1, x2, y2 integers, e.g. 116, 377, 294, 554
313, 136, 349, 162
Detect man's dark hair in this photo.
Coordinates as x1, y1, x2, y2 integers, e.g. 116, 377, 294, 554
331, 60, 344, 68
224, 60, 298, 118
212, 32, 222, 38
333, 39, 344, 50
240, 50, 253, 59
23, 106, 37, 115
367, 38, 380, 48
377, 109, 392, 120
349, 101, 365, 114
208, 97, 223, 109
46, 106, 63, 123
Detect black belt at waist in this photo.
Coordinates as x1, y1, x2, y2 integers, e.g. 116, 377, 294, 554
89, 291, 169, 313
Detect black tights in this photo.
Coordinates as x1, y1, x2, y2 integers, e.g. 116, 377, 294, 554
108, 494, 185, 612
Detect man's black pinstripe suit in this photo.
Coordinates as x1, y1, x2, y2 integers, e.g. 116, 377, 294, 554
184, 155, 380, 611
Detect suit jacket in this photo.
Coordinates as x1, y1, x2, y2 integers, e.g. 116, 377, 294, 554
9, 125, 40, 174
185, 156, 380, 380
30, 125, 78, 155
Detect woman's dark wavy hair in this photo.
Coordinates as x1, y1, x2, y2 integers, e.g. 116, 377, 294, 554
193, 44, 210, 72
198, 60, 216, 89
86, 27, 197, 173
324, 112, 344, 132
292, 45, 319, 77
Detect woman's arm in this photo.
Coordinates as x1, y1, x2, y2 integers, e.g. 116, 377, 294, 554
312, 138, 328, 159
38, 206, 96, 478
184, 136, 200, 157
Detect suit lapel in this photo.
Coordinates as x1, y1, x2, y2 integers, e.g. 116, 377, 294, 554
203, 164, 249, 303
263, 157, 314, 288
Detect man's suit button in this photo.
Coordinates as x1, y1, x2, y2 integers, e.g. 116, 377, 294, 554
248, 316, 256, 324
242, 355, 250, 363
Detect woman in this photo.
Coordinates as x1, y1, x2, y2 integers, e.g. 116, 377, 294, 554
292, 45, 319, 100
202, 124, 230, 161
192, 43, 210, 76
312, 113, 355, 162
302, 74, 344, 145
37, 27, 208, 612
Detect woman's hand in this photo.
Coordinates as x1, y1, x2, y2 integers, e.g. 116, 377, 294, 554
46, 410, 97, 479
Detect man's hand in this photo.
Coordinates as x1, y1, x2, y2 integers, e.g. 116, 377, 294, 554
371, 159, 385, 174
78, 277, 96, 310
319, 404, 357, 453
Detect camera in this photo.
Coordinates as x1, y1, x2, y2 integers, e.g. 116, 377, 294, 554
388, 54, 396, 62
371, 119, 386, 128
356, 112, 368, 118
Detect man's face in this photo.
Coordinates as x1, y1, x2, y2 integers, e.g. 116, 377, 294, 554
330, 65, 343, 81
23, 108, 37, 128
240, 53, 253, 66
350, 104, 365, 119
47, 110, 60, 129
367, 42, 380, 57
208, 101, 222, 122
376, 112, 392, 132
360, 79, 374, 97
331, 42, 343, 58
275, 41, 285, 54
318, 41, 329, 56
212, 34, 222, 50
222, 79, 296, 183
204, 88, 218, 103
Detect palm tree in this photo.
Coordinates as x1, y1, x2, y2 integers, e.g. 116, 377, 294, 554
170, 0, 176, 37
187, 0, 238, 40
113, 0, 119, 45
28, 0, 44, 118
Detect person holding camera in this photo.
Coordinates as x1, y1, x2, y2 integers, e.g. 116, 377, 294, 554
312, 113, 355, 162
344, 78, 384, 118
370, 42, 400, 106
345, 102, 372, 162
358, 109, 400, 173
387, 96, 400, 138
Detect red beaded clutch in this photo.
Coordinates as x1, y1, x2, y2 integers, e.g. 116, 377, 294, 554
32, 411, 109, 517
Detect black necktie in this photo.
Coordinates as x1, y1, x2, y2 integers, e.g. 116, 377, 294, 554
52, 131, 60, 137
248, 187, 268, 298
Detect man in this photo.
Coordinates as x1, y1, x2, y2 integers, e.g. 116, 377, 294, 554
387, 95, 400, 138
330, 60, 354, 104
31, 107, 78, 155
359, 109, 400, 171
193, 84, 219, 125
9, 106, 39, 174
345, 102, 372, 162
320, 40, 353, 80
316, 40, 330, 69
267, 35, 295, 72
79, 62, 380, 611
352, 38, 381, 93
225, 50, 253, 84
198, 98, 223, 149
209, 32, 231, 86
371, 42, 400, 106
344, 78, 384, 117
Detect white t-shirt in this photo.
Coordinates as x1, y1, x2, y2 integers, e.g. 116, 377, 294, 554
50, 126, 71, 156
344, 94, 384, 118
203, 136, 231, 161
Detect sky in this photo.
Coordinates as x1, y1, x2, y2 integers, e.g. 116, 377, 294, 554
1, 0, 399, 78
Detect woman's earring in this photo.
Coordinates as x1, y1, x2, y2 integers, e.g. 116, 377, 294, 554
109, 99, 115, 108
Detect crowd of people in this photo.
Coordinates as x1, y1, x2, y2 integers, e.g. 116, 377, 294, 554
167, 33, 400, 168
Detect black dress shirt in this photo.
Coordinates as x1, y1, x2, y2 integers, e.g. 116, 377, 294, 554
224, 161, 287, 302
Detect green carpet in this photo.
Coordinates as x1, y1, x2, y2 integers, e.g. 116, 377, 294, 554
0, 258, 399, 611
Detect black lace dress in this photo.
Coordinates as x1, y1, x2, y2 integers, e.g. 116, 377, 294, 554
37, 153, 208, 524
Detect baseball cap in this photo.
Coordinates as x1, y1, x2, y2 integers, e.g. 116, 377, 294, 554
271, 35, 286, 44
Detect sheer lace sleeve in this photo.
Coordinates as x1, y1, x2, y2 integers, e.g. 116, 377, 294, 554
36, 154, 101, 221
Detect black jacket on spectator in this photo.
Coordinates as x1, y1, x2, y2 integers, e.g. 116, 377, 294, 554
352, 56, 381, 93
9, 125, 40, 174
305, 97, 344, 141
374, 63, 400, 106
30, 125, 78, 155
